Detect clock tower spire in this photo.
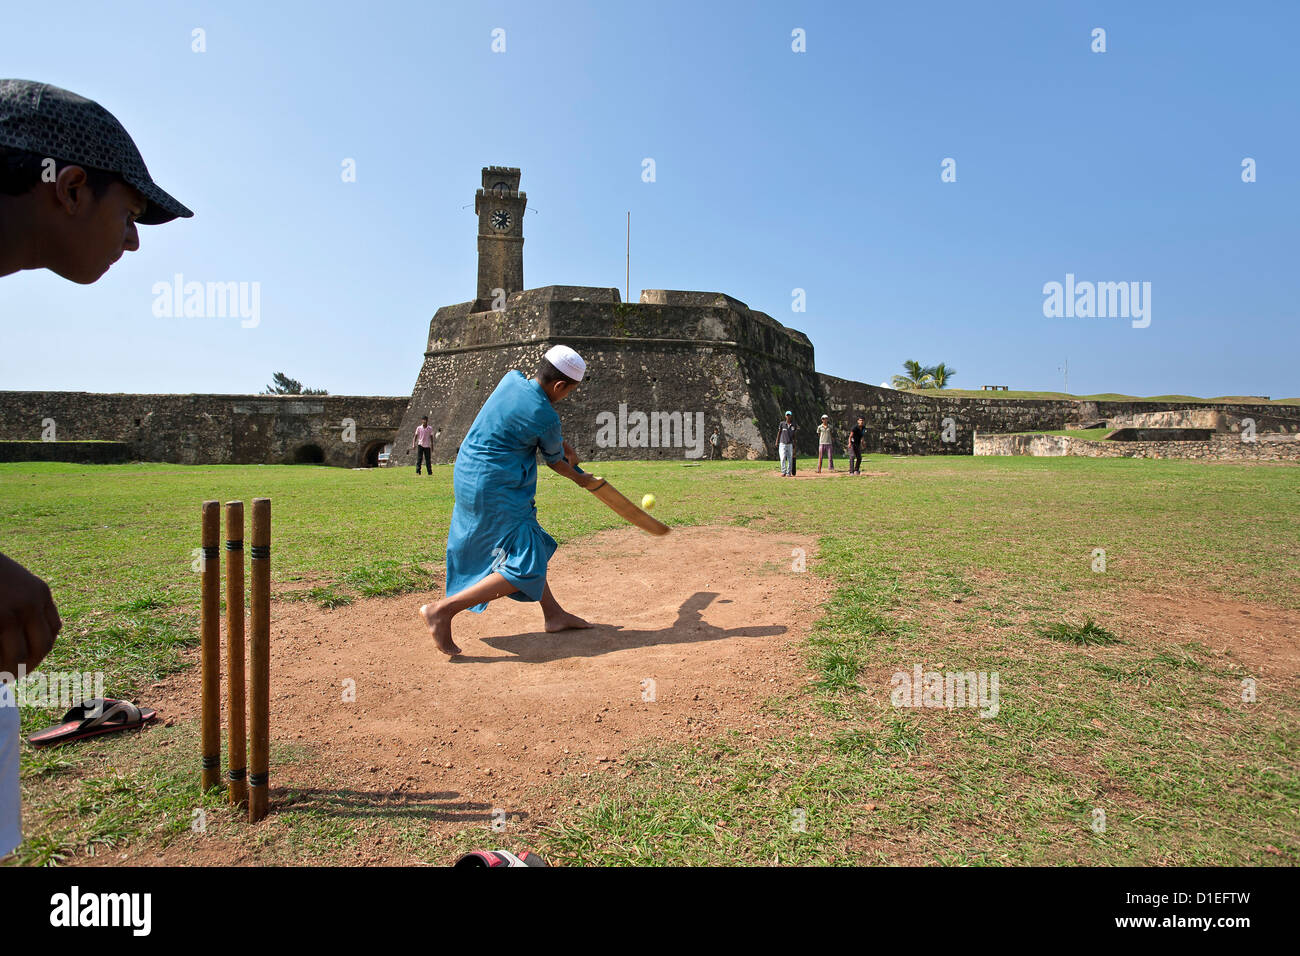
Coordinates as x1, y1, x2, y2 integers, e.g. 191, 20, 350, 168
474, 166, 526, 310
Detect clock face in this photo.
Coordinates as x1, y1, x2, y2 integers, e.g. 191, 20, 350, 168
491, 210, 511, 231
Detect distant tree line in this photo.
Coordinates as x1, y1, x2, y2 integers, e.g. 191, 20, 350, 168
263, 372, 328, 396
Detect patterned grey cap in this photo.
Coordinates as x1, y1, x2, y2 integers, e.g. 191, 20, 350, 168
0, 79, 192, 225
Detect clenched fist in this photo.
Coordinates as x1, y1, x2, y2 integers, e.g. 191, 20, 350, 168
0, 552, 61, 680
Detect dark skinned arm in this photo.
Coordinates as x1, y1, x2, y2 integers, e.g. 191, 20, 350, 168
546, 440, 599, 489
0, 552, 61, 679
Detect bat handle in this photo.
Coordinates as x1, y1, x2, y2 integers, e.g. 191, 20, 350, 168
563, 457, 605, 492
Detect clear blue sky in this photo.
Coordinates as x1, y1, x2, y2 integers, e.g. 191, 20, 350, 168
2, 0, 1296, 398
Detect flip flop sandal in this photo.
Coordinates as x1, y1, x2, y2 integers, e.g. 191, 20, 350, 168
455, 849, 550, 867
27, 697, 158, 747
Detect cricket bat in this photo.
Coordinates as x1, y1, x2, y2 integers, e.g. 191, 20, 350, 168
570, 462, 669, 536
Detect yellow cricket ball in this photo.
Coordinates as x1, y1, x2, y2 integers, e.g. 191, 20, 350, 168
641, 494, 656, 511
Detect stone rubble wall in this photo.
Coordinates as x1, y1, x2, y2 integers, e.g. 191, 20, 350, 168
1108, 409, 1229, 431
5, 282, 1297, 467
974, 432, 1300, 462
0, 440, 130, 464
0, 392, 408, 467
1105, 408, 1298, 434
817, 376, 1300, 456
391, 286, 822, 466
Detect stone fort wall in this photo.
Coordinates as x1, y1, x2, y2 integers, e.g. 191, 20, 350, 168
4, 295, 1295, 467
2, 385, 1293, 467
390, 287, 826, 465
817, 376, 1300, 455
974, 432, 1300, 462
0, 440, 130, 464
0, 392, 408, 467
391, 284, 1299, 465
3, 383, 1293, 467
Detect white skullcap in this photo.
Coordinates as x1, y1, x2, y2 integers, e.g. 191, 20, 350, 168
544, 344, 586, 381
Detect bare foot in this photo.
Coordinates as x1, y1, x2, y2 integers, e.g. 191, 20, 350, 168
419, 603, 462, 656
544, 611, 594, 633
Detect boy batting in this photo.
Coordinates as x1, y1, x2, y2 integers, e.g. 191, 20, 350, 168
419, 345, 597, 656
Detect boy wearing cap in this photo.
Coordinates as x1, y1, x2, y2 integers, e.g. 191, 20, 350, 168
419, 345, 598, 656
0, 79, 191, 858
817, 414, 836, 473
0, 79, 192, 280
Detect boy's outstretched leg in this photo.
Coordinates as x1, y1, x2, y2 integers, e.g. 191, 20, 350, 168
540, 583, 593, 633
420, 572, 519, 656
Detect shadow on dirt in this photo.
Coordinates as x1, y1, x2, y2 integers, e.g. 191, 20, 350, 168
454, 591, 787, 664
275, 787, 517, 824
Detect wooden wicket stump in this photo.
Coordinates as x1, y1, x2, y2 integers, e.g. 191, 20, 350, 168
199, 501, 221, 792
198, 497, 270, 822
248, 497, 271, 823
225, 501, 247, 808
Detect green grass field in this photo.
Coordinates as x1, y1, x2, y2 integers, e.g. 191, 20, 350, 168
1, 456, 1296, 866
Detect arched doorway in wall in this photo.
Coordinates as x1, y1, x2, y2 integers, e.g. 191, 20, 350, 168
360, 440, 390, 468
293, 443, 325, 464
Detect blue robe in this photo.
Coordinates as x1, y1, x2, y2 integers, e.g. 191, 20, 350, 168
445, 371, 566, 611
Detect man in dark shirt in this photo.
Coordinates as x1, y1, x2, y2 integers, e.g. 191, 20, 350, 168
849, 416, 866, 474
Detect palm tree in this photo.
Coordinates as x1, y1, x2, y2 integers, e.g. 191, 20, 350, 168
891, 359, 931, 390
928, 363, 956, 389
890, 360, 957, 390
